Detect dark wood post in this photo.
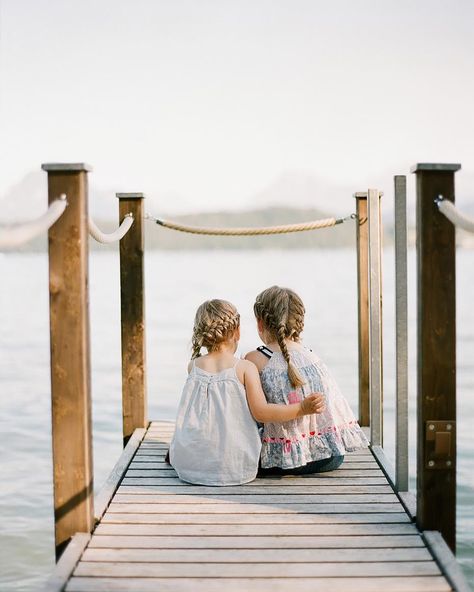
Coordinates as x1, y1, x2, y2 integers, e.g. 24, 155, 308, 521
42, 163, 94, 559
117, 193, 147, 445
412, 162, 460, 552
354, 193, 370, 427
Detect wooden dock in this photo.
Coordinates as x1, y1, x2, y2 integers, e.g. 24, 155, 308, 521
60, 421, 455, 592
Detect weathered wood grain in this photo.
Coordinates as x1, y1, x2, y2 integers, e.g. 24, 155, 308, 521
117, 193, 147, 445
61, 422, 454, 592
111, 493, 399, 504
66, 576, 451, 592
94, 428, 146, 522
44, 163, 94, 557
88, 534, 423, 549
73, 561, 440, 578
118, 484, 393, 494
81, 547, 432, 563
94, 522, 418, 536
101, 512, 412, 524
107, 502, 404, 513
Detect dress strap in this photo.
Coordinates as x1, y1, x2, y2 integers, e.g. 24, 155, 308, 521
257, 345, 273, 359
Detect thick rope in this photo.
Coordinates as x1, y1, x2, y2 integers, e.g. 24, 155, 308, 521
147, 214, 354, 236
89, 214, 134, 244
437, 197, 474, 234
0, 196, 67, 250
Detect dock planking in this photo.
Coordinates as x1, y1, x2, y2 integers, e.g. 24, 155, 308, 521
65, 421, 453, 592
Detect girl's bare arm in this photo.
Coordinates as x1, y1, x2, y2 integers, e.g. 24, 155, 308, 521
241, 360, 325, 422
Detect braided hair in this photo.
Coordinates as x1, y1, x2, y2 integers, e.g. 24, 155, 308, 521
254, 286, 306, 388
191, 299, 240, 359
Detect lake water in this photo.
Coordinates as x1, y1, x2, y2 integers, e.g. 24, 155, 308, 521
0, 249, 473, 590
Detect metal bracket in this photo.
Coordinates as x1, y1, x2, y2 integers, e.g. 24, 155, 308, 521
425, 421, 455, 470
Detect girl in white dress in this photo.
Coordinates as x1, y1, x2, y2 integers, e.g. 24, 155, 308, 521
169, 299, 325, 486
245, 286, 368, 475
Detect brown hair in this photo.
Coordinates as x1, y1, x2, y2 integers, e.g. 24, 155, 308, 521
191, 299, 240, 359
254, 286, 306, 388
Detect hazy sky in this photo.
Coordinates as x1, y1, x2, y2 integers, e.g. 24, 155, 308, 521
1, 0, 473, 212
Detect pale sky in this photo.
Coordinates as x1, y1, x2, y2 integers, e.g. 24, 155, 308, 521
1, 0, 473, 213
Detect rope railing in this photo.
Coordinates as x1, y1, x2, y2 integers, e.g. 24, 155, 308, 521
145, 213, 356, 236
436, 196, 474, 233
88, 213, 134, 244
0, 195, 67, 250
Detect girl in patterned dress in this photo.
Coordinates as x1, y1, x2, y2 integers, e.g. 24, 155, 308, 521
169, 299, 325, 485
245, 286, 368, 475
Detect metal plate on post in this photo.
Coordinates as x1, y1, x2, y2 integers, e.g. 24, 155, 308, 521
425, 421, 455, 470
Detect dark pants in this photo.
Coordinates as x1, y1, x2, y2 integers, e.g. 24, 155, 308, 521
258, 455, 344, 476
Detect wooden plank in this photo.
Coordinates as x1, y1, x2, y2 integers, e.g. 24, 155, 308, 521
101, 512, 411, 524
94, 428, 146, 522
43, 162, 94, 557
398, 491, 417, 520
371, 445, 396, 486
422, 531, 471, 592
110, 493, 398, 507
132, 460, 383, 473
80, 547, 433, 563
136, 450, 378, 464
107, 503, 404, 513
73, 561, 440, 578
117, 193, 147, 445
88, 534, 424, 549
66, 576, 452, 592
124, 473, 389, 485
94, 522, 418, 536
412, 163, 460, 551
41, 532, 90, 592
137, 448, 377, 462
118, 484, 394, 494
112, 493, 399, 503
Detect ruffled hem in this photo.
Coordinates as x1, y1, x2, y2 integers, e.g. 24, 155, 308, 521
260, 423, 369, 469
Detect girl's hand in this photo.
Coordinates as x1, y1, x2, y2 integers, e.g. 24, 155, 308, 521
298, 393, 325, 417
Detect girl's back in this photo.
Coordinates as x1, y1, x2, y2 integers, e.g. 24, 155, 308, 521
170, 359, 261, 486
259, 345, 367, 469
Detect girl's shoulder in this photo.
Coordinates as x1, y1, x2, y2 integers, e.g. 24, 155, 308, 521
244, 347, 272, 373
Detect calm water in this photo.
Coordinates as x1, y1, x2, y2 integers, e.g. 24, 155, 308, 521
0, 249, 473, 590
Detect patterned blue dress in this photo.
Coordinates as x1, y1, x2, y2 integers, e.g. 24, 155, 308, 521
259, 346, 368, 469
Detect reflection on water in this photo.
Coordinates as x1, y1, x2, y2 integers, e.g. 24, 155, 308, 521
0, 249, 473, 589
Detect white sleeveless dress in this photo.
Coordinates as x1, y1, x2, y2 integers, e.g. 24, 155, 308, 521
169, 359, 261, 486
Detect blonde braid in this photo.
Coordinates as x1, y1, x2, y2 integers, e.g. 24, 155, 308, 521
191, 300, 240, 358
191, 334, 203, 359
276, 322, 305, 388
254, 285, 306, 388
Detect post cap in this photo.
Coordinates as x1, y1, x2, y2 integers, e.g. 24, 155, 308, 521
411, 163, 461, 173
41, 163, 92, 172
116, 193, 145, 199
353, 191, 384, 198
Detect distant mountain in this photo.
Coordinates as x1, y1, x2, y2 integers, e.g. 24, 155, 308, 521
1, 167, 472, 251
242, 172, 355, 216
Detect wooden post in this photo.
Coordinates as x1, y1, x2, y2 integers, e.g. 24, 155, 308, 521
354, 193, 370, 427
367, 189, 384, 447
394, 176, 409, 492
42, 163, 94, 559
117, 193, 147, 445
412, 163, 460, 552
